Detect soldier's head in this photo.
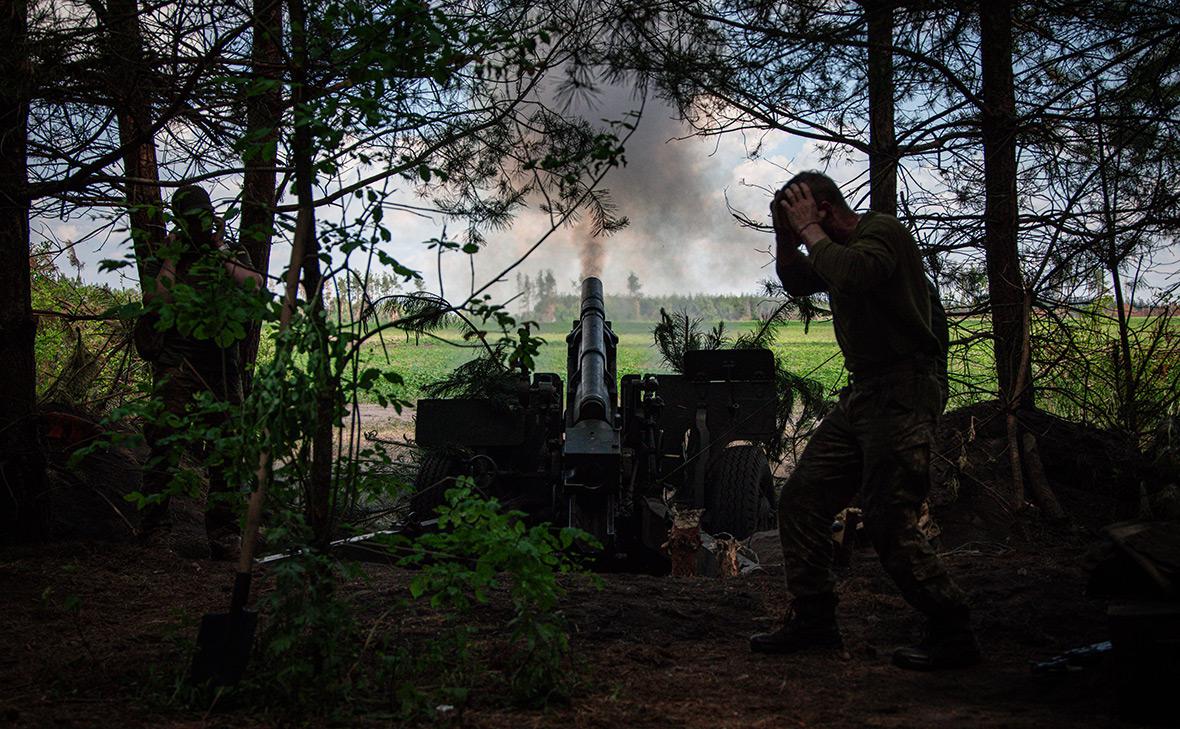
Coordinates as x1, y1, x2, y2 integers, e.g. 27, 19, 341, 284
171, 185, 216, 247
781, 171, 853, 216
780, 171, 860, 243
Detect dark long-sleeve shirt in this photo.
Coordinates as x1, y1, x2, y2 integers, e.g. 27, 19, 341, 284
778, 211, 943, 374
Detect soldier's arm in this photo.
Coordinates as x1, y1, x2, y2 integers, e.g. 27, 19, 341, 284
223, 257, 264, 289
803, 226, 896, 293
776, 245, 828, 297
213, 232, 264, 289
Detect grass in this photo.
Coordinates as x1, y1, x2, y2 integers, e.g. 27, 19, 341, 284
357, 319, 850, 405
354, 313, 1180, 435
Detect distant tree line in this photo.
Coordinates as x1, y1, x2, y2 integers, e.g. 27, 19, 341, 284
515, 269, 788, 322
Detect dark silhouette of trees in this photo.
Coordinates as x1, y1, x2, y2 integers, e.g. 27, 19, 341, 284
238, 0, 284, 383
1, 0, 46, 542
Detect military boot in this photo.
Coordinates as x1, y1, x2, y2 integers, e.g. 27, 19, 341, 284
750, 594, 843, 655
891, 611, 981, 670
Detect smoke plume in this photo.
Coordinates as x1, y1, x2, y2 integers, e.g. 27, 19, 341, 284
578, 218, 605, 279
555, 81, 752, 294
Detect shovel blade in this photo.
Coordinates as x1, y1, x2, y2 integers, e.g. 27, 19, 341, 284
191, 609, 258, 686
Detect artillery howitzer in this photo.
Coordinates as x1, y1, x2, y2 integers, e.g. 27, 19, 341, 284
413, 277, 779, 568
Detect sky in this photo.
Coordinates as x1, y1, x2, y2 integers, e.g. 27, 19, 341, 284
45, 77, 873, 303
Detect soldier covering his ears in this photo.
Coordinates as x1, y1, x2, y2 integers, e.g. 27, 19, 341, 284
751, 172, 979, 671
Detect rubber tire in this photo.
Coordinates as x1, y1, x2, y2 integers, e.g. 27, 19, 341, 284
705, 444, 775, 539
412, 451, 461, 519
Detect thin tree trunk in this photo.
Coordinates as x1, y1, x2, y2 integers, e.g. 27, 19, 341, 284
238, 0, 284, 384
1021, 430, 1064, 520
864, 0, 897, 217
1005, 288, 1032, 511
979, 0, 1032, 411
105, 0, 167, 287
287, 0, 334, 544
0, 0, 47, 542
1094, 92, 1137, 436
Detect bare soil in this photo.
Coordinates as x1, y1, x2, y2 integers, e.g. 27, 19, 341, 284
10, 401, 1152, 727
0, 536, 1126, 728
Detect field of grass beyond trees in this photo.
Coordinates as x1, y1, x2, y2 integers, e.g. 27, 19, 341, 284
359, 319, 848, 405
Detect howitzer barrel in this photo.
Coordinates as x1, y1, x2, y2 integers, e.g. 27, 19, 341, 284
576, 277, 610, 422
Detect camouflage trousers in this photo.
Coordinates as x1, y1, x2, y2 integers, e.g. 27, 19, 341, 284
140, 356, 242, 539
778, 364, 968, 619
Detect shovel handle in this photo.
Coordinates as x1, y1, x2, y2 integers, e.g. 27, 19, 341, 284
231, 207, 311, 598
236, 452, 269, 574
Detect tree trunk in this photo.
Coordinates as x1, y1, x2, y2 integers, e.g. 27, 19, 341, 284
105, 0, 167, 286
1021, 430, 1064, 521
864, 0, 897, 217
1094, 92, 1137, 436
0, 0, 47, 542
979, 0, 1032, 410
238, 0, 284, 383
287, 0, 334, 544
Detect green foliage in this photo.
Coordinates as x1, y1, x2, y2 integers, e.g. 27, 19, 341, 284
30, 247, 146, 412
420, 305, 546, 405
213, 482, 596, 719
1032, 304, 1180, 444
400, 481, 598, 706
36, 0, 640, 717
652, 308, 727, 372
146, 243, 276, 349
252, 550, 362, 710
421, 353, 520, 404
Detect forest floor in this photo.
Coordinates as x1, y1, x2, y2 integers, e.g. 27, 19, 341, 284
0, 534, 1126, 728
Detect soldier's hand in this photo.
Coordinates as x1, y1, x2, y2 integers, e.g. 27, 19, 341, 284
770, 189, 799, 248
782, 183, 823, 236
212, 216, 227, 250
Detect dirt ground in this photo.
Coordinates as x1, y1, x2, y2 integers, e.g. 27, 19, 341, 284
0, 534, 1128, 728
12, 400, 1155, 727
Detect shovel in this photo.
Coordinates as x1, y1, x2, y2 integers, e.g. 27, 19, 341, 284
190, 486, 266, 685
189, 209, 309, 686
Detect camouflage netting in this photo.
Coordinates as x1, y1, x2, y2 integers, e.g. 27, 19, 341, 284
930, 401, 1174, 546
40, 405, 208, 556
39, 404, 423, 548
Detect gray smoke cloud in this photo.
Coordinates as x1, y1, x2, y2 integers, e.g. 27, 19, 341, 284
371, 73, 798, 301
567, 83, 733, 288
58, 76, 808, 299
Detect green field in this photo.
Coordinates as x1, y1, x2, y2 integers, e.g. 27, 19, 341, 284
358, 314, 1180, 429
359, 319, 850, 404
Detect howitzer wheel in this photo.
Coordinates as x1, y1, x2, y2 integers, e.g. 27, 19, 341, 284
412, 451, 462, 520
704, 444, 775, 539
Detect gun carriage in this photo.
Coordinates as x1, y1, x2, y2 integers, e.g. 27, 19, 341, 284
413, 277, 778, 567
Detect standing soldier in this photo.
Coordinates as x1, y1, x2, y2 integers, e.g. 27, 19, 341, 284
751, 171, 979, 670
135, 185, 264, 559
